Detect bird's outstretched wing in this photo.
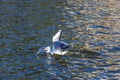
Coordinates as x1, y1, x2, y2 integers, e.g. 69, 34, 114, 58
52, 29, 62, 42
52, 41, 69, 55
53, 41, 70, 50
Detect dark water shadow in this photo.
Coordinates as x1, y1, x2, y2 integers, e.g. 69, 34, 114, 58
67, 48, 106, 59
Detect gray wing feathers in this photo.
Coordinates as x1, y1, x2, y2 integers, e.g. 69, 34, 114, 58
53, 41, 70, 50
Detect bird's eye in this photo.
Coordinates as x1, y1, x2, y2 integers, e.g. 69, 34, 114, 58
46, 47, 48, 50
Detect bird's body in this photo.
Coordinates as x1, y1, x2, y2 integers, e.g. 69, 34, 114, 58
37, 29, 70, 55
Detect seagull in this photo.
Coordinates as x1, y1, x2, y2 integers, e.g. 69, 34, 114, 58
37, 29, 70, 55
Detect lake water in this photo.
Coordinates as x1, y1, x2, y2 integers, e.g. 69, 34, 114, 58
0, 0, 120, 79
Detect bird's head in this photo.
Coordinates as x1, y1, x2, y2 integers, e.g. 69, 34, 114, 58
43, 46, 51, 53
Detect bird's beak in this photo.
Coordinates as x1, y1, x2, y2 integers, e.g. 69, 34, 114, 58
43, 48, 47, 51
43, 48, 46, 50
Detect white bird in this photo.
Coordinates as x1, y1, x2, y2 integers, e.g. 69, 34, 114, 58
37, 29, 70, 55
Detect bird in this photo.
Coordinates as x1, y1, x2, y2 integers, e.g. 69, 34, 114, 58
37, 29, 70, 55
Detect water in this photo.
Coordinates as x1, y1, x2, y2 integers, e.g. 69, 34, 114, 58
0, 0, 120, 79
